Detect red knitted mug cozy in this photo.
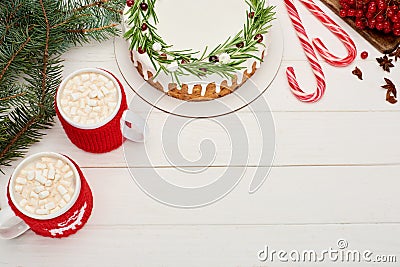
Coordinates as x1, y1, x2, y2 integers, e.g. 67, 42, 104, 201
56, 69, 128, 153
7, 156, 93, 238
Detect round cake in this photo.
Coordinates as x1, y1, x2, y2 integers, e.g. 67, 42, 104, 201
123, 0, 275, 101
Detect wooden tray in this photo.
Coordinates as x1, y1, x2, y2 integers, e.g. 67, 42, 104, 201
320, 0, 400, 53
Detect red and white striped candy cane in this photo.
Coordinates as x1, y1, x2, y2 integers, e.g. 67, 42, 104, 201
299, 0, 357, 67
285, 0, 326, 103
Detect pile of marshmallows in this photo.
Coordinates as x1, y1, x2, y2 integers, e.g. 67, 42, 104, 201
13, 157, 76, 216
59, 72, 118, 125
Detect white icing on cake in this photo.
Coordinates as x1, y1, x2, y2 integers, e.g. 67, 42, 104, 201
123, 0, 271, 97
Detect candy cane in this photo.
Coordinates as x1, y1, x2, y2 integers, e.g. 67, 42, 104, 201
285, 0, 326, 103
299, 0, 357, 67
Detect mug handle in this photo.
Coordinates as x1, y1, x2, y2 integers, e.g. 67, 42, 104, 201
0, 205, 30, 239
121, 110, 147, 143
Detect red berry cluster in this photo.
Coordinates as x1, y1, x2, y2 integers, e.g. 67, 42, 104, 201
339, 0, 400, 36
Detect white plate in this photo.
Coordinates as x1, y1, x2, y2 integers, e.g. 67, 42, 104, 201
114, 20, 283, 118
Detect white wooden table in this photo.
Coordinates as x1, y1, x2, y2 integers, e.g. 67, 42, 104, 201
1, 1, 400, 266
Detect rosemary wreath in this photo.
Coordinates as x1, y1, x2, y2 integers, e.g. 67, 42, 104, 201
123, 0, 275, 85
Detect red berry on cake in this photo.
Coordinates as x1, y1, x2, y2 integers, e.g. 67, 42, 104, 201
236, 42, 245, 48
140, 2, 148, 11
141, 23, 148, 31
254, 34, 263, 43
138, 47, 146, 54
360, 51, 368, 59
209, 55, 219, 63
249, 12, 255, 18
127, 0, 134, 7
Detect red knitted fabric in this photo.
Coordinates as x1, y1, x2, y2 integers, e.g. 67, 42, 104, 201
56, 70, 128, 153
7, 157, 93, 238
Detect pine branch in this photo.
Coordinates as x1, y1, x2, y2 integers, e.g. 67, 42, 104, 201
0, 92, 26, 101
0, 0, 125, 172
0, 116, 39, 165
39, 0, 50, 104
67, 23, 118, 33
0, 36, 31, 82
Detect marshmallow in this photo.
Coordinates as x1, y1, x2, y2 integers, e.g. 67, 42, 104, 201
22, 189, 29, 198
59, 199, 67, 208
20, 199, 28, 207
36, 209, 49, 215
38, 191, 50, 199
36, 162, 46, 169
30, 198, 38, 206
89, 112, 98, 119
73, 116, 80, 123
61, 180, 72, 187
100, 87, 110, 95
89, 89, 98, 98
42, 169, 48, 178
90, 73, 97, 81
30, 191, 39, 199
16, 177, 27, 185
57, 185, 68, 195
64, 170, 74, 179
45, 202, 56, 210
72, 76, 81, 84
48, 169, 55, 179
51, 206, 61, 214
45, 180, 53, 187
70, 106, 77, 115
56, 160, 64, 168
41, 157, 54, 163
38, 199, 48, 206
81, 74, 90, 81
27, 171, 35, 180
54, 194, 61, 202
25, 205, 35, 214
87, 99, 97, 107
79, 99, 86, 109
71, 93, 81, 101
61, 164, 70, 172
99, 75, 109, 83
63, 193, 71, 202
35, 171, 47, 185
108, 102, 117, 108
97, 91, 105, 99
34, 186, 45, 193
15, 185, 23, 193
105, 81, 114, 89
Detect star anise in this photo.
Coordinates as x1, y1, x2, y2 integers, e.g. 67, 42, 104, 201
389, 47, 400, 62
381, 78, 397, 104
352, 66, 363, 80
376, 55, 394, 72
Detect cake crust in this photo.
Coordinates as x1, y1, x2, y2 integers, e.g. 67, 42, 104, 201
132, 51, 265, 101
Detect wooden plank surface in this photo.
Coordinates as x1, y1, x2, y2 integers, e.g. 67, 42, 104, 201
10, 111, 400, 168
0, 224, 398, 267
1, 0, 399, 265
